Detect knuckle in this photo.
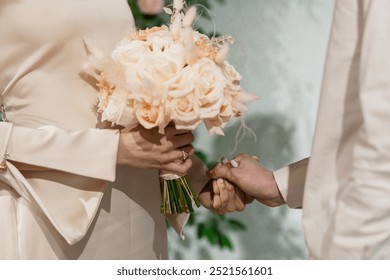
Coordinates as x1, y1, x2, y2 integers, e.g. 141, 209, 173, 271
188, 133, 195, 143
165, 151, 177, 162
162, 141, 174, 152
160, 154, 171, 164
187, 145, 195, 155
183, 159, 193, 170
237, 204, 245, 212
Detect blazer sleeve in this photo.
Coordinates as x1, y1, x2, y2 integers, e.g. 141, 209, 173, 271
273, 158, 309, 209
0, 122, 120, 245
1, 123, 119, 181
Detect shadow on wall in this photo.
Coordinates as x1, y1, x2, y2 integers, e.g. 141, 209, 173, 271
169, 205, 306, 260
233, 204, 306, 259
210, 112, 297, 170
168, 112, 307, 260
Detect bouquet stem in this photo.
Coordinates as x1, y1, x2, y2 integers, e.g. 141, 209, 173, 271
159, 173, 200, 214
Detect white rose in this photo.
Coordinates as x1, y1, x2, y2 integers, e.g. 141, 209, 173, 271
126, 43, 185, 96
193, 58, 226, 119
168, 65, 196, 98
147, 30, 174, 52
101, 98, 123, 123
112, 39, 149, 66
100, 88, 138, 128
164, 66, 200, 130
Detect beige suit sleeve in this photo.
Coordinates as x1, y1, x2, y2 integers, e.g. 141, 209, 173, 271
3, 124, 119, 181
273, 158, 309, 209
322, 0, 390, 259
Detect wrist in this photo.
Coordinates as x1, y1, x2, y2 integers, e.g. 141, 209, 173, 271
253, 170, 286, 207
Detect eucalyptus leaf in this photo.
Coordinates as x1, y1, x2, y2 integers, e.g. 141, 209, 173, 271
228, 219, 247, 231
204, 226, 218, 245
219, 234, 233, 250
197, 223, 205, 238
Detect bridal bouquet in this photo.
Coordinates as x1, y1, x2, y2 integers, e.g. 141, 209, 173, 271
82, 0, 257, 214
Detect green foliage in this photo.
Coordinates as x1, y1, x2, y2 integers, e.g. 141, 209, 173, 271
194, 150, 218, 169
128, 0, 225, 33
128, 0, 170, 29
195, 212, 247, 250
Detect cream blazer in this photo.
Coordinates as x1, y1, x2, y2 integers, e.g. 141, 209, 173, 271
0, 0, 207, 259
274, 0, 390, 259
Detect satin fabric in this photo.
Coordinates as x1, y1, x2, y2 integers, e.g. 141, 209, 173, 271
274, 0, 390, 259
0, 0, 207, 259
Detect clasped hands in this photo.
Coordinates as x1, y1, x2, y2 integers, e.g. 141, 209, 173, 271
117, 125, 285, 213
200, 154, 286, 214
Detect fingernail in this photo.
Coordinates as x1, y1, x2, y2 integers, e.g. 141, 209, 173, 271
230, 159, 239, 168
251, 156, 260, 162
217, 178, 225, 190
221, 157, 229, 164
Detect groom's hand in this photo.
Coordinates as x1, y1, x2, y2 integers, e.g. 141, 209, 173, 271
207, 154, 286, 207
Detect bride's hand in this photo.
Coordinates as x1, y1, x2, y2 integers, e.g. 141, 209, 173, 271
199, 178, 254, 214
117, 125, 194, 175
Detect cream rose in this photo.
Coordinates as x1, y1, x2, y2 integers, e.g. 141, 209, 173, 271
170, 93, 201, 131
219, 98, 235, 124
193, 58, 226, 119
204, 117, 224, 136
164, 66, 200, 130
203, 98, 235, 136
134, 99, 169, 133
